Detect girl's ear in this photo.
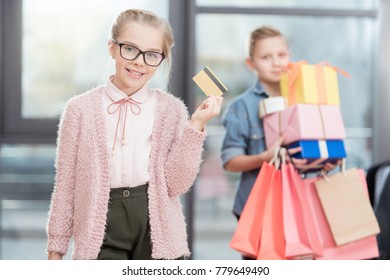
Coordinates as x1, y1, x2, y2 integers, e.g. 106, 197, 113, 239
108, 40, 115, 58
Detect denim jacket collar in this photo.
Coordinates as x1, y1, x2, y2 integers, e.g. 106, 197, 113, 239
251, 80, 268, 97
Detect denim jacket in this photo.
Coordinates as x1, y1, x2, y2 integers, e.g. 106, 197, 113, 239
221, 81, 269, 216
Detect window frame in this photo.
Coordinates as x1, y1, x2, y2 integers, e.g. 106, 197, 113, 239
1, 0, 57, 143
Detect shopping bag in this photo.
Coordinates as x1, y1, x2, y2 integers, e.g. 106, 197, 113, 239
282, 163, 323, 259
257, 167, 286, 259
304, 177, 379, 259
315, 167, 380, 246
229, 161, 274, 258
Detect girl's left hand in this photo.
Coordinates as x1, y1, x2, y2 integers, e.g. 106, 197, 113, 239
189, 96, 223, 131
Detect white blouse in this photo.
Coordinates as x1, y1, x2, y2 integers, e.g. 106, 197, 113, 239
102, 77, 157, 188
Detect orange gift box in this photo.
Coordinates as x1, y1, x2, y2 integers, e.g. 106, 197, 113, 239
280, 61, 350, 106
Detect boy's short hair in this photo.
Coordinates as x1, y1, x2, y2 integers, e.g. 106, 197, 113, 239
248, 26, 284, 57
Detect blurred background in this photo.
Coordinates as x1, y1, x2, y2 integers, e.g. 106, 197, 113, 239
1, 0, 390, 260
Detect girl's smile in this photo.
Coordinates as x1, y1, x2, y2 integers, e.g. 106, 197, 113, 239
126, 68, 145, 79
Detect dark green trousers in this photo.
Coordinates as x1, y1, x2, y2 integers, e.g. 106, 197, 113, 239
97, 184, 152, 260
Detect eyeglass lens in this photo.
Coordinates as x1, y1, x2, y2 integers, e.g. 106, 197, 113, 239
120, 44, 163, 66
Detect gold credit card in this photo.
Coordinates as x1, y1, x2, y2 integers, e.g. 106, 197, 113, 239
192, 66, 228, 96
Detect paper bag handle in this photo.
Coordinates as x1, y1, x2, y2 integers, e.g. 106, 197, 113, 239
320, 158, 346, 182
269, 146, 281, 169
279, 147, 287, 165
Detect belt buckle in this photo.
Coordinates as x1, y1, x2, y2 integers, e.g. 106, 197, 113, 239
123, 189, 130, 197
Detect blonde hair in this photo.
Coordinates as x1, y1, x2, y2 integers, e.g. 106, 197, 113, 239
248, 26, 284, 58
111, 9, 174, 87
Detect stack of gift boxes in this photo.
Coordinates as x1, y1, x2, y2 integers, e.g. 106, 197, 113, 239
260, 61, 349, 168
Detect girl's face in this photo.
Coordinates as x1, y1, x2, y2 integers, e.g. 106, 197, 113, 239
246, 36, 290, 86
109, 22, 164, 95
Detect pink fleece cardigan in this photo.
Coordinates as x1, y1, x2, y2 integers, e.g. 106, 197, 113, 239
46, 86, 206, 260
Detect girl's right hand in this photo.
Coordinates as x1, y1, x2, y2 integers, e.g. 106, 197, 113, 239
48, 252, 62, 260
190, 96, 223, 131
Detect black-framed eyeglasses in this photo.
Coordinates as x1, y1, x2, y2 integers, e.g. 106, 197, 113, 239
112, 40, 165, 67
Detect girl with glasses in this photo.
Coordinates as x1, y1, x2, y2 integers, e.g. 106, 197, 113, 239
47, 9, 223, 260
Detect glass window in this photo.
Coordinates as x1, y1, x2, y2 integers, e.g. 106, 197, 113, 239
21, 0, 168, 119
193, 13, 376, 259
196, 0, 379, 9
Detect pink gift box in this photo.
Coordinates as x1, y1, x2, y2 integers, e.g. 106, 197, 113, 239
263, 104, 346, 148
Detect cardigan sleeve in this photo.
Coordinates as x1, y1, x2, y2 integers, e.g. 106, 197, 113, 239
164, 104, 206, 197
46, 100, 80, 256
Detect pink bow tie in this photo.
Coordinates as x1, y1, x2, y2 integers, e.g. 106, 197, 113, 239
107, 97, 141, 155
